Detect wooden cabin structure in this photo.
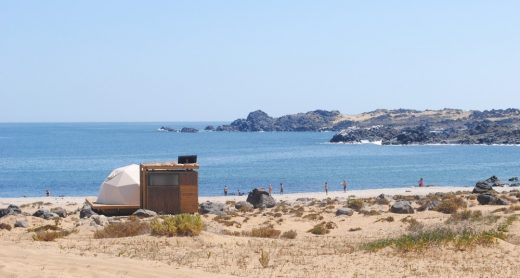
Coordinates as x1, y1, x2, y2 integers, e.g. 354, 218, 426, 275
139, 162, 199, 214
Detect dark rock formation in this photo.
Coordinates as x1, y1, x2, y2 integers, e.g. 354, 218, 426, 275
217, 110, 341, 132
417, 199, 440, 212
158, 126, 177, 132
477, 194, 510, 205
33, 209, 59, 220
0, 204, 21, 218
132, 209, 157, 218
390, 201, 414, 214
80, 204, 97, 219
246, 188, 276, 208
330, 108, 520, 145
473, 176, 503, 194
51, 207, 67, 218
204, 125, 215, 131
199, 201, 227, 216
180, 127, 198, 133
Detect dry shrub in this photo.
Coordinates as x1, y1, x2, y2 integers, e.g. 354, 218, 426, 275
273, 212, 283, 218
349, 227, 362, 232
509, 204, 520, 211
361, 209, 381, 216
0, 223, 12, 231
303, 213, 323, 221
307, 221, 335, 235
33, 228, 76, 241
401, 216, 424, 232
435, 195, 466, 214
213, 215, 240, 227
290, 206, 304, 217
376, 216, 394, 223
94, 218, 150, 239
281, 229, 297, 239
447, 210, 483, 223
151, 214, 203, 237
242, 227, 281, 238
222, 229, 241, 236
259, 249, 270, 268
347, 199, 364, 211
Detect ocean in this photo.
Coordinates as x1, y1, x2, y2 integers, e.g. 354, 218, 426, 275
1, 123, 519, 198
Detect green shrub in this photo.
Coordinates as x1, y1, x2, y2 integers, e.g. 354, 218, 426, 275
151, 214, 203, 237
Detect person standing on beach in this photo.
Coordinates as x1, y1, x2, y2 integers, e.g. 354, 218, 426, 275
418, 178, 424, 187
324, 182, 328, 195
280, 182, 284, 195
268, 184, 273, 195
341, 180, 348, 192
224, 185, 228, 196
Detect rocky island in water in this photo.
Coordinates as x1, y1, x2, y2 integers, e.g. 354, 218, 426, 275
214, 108, 520, 145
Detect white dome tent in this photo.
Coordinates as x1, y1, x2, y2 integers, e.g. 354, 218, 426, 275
96, 164, 140, 206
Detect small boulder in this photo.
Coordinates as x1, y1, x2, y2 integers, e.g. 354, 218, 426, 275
80, 204, 97, 219
199, 201, 227, 215
390, 200, 414, 214
33, 209, 59, 220
14, 220, 29, 228
336, 208, 354, 216
235, 201, 254, 211
0, 204, 22, 218
51, 207, 67, 218
132, 209, 157, 218
477, 194, 510, 205
246, 188, 276, 209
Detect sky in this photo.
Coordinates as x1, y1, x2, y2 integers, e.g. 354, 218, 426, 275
1, 1, 519, 122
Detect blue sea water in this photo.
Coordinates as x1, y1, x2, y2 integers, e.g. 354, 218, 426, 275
0, 123, 519, 198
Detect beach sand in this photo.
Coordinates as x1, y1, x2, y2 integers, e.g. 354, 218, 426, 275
1, 186, 519, 277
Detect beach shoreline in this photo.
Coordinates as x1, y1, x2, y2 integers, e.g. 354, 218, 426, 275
1, 185, 514, 207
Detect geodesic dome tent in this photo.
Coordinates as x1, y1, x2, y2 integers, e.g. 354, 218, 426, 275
96, 164, 140, 205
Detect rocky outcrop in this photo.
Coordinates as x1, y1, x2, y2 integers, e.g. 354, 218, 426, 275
246, 188, 276, 208
80, 204, 97, 219
180, 127, 198, 133
199, 201, 227, 216
390, 201, 414, 214
216, 110, 341, 132
14, 220, 28, 228
330, 108, 520, 145
0, 205, 22, 218
204, 125, 215, 131
472, 176, 503, 194
158, 126, 177, 132
33, 209, 59, 220
51, 207, 67, 218
477, 194, 510, 205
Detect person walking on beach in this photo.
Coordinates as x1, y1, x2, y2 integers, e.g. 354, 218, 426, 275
341, 180, 348, 192
280, 182, 284, 195
418, 178, 424, 187
324, 182, 328, 195
268, 184, 273, 195
224, 185, 228, 196
45, 190, 50, 197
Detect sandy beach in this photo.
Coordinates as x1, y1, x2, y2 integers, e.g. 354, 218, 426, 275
1, 185, 520, 277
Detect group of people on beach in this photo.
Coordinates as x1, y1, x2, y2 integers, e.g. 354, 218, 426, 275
224, 177, 425, 196
224, 180, 350, 196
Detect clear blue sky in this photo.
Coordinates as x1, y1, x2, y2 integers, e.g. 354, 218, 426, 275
1, 1, 519, 122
